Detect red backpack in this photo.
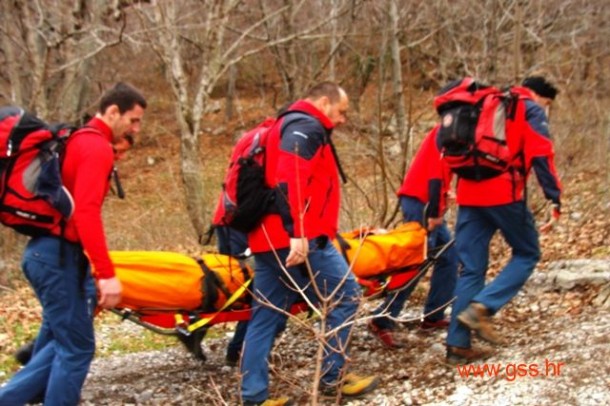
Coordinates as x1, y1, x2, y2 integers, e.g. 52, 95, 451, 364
217, 116, 280, 233
434, 77, 519, 180
0, 106, 75, 236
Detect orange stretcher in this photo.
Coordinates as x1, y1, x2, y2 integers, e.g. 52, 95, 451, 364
108, 222, 452, 357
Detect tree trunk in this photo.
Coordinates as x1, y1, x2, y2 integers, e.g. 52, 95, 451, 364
1, 2, 23, 105
148, 0, 208, 242
484, 0, 499, 82
512, 0, 522, 82
180, 129, 207, 243
390, 0, 406, 145
372, 2, 390, 225
225, 64, 237, 121
329, 0, 339, 81
55, 0, 107, 122
18, 2, 49, 117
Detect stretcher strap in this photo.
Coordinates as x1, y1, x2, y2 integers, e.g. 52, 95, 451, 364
185, 278, 252, 333
196, 258, 221, 312
334, 229, 373, 265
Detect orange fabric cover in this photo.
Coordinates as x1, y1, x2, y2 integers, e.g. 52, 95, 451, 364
107, 223, 425, 312
110, 251, 251, 311
332, 222, 427, 278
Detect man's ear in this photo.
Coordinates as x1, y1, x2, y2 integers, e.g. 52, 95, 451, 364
318, 96, 331, 115
105, 104, 120, 121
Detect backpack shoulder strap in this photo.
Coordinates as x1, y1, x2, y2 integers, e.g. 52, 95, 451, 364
68, 125, 126, 199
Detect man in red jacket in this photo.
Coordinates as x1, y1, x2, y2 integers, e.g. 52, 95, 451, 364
445, 76, 561, 364
240, 82, 378, 406
368, 125, 458, 348
0, 82, 146, 405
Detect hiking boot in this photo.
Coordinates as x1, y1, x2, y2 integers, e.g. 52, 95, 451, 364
368, 321, 404, 349
243, 397, 294, 406
445, 345, 491, 365
14, 340, 35, 365
321, 373, 380, 398
342, 373, 380, 397
457, 303, 502, 345
420, 317, 449, 330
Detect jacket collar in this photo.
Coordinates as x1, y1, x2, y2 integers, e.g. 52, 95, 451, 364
288, 100, 334, 130
511, 86, 534, 100
86, 117, 114, 142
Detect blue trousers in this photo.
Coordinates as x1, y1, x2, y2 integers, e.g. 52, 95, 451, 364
215, 226, 248, 258
0, 237, 97, 406
215, 226, 250, 357
241, 241, 360, 403
446, 202, 540, 348
372, 196, 457, 330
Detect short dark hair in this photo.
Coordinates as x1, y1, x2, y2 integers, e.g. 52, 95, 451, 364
99, 82, 147, 114
305, 82, 344, 104
522, 76, 559, 100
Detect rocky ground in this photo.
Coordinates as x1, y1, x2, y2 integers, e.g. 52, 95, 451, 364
78, 274, 610, 406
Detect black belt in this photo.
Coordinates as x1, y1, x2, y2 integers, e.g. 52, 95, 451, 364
314, 235, 329, 249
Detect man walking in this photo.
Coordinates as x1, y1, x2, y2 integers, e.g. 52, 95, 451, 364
445, 76, 561, 364
240, 82, 378, 406
0, 82, 146, 405
369, 125, 457, 348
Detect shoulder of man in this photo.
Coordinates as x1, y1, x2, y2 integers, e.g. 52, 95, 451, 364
279, 112, 327, 159
65, 127, 114, 163
522, 99, 551, 138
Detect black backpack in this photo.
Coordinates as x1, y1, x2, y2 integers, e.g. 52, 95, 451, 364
217, 116, 280, 233
434, 78, 519, 180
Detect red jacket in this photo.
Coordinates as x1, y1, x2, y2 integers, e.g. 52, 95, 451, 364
455, 87, 562, 207
397, 126, 452, 217
248, 100, 341, 253
53, 118, 116, 279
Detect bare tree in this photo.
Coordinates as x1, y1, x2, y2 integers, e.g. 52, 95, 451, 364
257, 0, 365, 101
0, 0, 127, 121
0, 0, 134, 266
338, 0, 437, 228
132, 0, 290, 242
132, 0, 367, 241
385, 0, 408, 225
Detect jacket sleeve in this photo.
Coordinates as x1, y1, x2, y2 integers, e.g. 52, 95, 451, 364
425, 127, 445, 218
523, 100, 562, 206
275, 116, 325, 238
427, 179, 441, 218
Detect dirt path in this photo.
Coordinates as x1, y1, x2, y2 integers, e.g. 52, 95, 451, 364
81, 283, 609, 405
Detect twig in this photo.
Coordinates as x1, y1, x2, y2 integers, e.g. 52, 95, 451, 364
0, 284, 16, 293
